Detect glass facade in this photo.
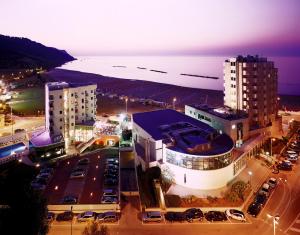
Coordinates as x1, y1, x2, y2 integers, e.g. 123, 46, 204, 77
166, 149, 233, 170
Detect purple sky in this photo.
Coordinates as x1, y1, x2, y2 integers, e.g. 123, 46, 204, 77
1, 0, 300, 56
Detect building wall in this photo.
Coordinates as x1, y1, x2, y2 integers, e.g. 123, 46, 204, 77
224, 56, 278, 130
0, 114, 5, 128
185, 105, 249, 146
45, 83, 97, 147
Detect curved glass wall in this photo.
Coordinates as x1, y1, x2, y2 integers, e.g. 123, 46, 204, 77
165, 149, 233, 170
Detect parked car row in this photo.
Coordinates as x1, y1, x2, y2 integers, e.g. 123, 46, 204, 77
70, 158, 90, 179
143, 208, 246, 223
31, 166, 54, 191
102, 157, 119, 204
49, 210, 119, 223
247, 177, 277, 217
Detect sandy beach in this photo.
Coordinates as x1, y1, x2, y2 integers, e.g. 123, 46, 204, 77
41, 69, 300, 114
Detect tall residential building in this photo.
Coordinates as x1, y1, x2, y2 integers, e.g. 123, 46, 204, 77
45, 82, 97, 147
224, 55, 278, 129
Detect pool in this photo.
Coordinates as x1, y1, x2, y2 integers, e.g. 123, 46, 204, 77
0, 143, 26, 159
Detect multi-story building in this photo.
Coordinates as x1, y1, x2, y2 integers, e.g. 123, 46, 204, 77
224, 55, 278, 130
45, 82, 97, 147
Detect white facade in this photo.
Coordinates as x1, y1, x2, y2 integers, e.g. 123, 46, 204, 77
45, 82, 97, 146
185, 105, 249, 147
132, 110, 241, 190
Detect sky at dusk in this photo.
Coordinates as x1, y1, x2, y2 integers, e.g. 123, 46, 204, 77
1, 0, 300, 56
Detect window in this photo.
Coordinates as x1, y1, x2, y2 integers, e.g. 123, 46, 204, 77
71, 93, 74, 97
59, 95, 62, 99
82, 99, 84, 103
59, 111, 62, 114
60, 118, 62, 122
49, 95, 54, 100
60, 126, 62, 130
50, 111, 53, 115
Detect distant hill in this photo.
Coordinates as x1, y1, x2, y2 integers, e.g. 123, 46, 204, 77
0, 34, 75, 69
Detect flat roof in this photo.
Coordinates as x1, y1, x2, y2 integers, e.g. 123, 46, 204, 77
30, 131, 63, 147
133, 109, 233, 155
46, 82, 96, 91
188, 104, 248, 121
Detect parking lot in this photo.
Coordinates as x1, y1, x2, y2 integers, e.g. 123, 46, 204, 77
43, 148, 119, 205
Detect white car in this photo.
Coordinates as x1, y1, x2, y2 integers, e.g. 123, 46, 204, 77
225, 209, 246, 222
287, 150, 297, 155
70, 171, 85, 179
101, 196, 118, 204
77, 211, 95, 222
286, 155, 298, 162
267, 178, 277, 188
97, 211, 118, 223
103, 189, 118, 197
142, 211, 163, 223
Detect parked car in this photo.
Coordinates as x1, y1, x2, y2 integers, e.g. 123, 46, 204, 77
103, 189, 118, 197
72, 167, 86, 173
77, 211, 96, 222
287, 150, 297, 155
142, 211, 163, 223
40, 168, 54, 174
104, 177, 118, 186
247, 202, 262, 217
70, 171, 85, 179
106, 158, 119, 165
104, 169, 118, 175
56, 211, 74, 221
101, 196, 118, 204
255, 192, 267, 205
286, 155, 298, 162
62, 195, 78, 204
165, 212, 186, 222
267, 178, 277, 188
78, 158, 89, 165
47, 212, 55, 222
225, 209, 246, 222
97, 211, 118, 223
205, 211, 227, 222
259, 183, 271, 196
277, 160, 292, 171
31, 183, 46, 191
185, 208, 204, 222
105, 164, 118, 170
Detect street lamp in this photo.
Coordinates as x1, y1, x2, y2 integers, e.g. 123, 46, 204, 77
248, 171, 253, 187
270, 138, 276, 157
70, 206, 73, 235
125, 97, 128, 114
267, 214, 279, 235
172, 97, 177, 110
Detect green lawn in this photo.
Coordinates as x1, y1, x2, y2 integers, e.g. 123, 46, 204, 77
10, 87, 44, 115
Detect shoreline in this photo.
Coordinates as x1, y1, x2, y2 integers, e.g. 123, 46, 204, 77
12, 68, 296, 115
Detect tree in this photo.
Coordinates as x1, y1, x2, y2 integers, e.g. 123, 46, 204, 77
82, 222, 109, 235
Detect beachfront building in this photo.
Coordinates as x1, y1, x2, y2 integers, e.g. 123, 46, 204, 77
224, 55, 279, 132
185, 104, 249, 147
132, 109, 246, 190
45, 82, 97, 147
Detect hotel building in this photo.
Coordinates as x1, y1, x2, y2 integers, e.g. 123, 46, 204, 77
45, 82, 97, 147
224, 55, 278, 130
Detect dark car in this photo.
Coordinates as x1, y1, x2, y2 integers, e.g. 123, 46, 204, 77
47, 212, 55, 222
247, 202, 262, 217
185, 208, 204, 222
205, 211, 227, 222
56, 211, 74, 221
62, 195, 78, 204
78, 158, 89, 165
277, 161, 292, 171
104, 177, 118, 186
165, 212, 186, 222
255, 193, 267, 205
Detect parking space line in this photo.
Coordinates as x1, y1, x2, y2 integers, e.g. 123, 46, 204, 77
285, 213, 300, 234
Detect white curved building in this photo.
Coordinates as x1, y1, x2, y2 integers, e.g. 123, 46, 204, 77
132, 109, 242, 190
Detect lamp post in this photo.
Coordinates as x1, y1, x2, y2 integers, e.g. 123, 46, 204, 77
267, 214, 279, 235
248, 171, 253, 188
270, 138, 276, 158
70, 206, 73, 235
172, 97, 177, 110
125, 97, 128, 114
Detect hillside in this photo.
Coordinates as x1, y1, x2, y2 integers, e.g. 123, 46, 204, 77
0, 35, 75, 69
